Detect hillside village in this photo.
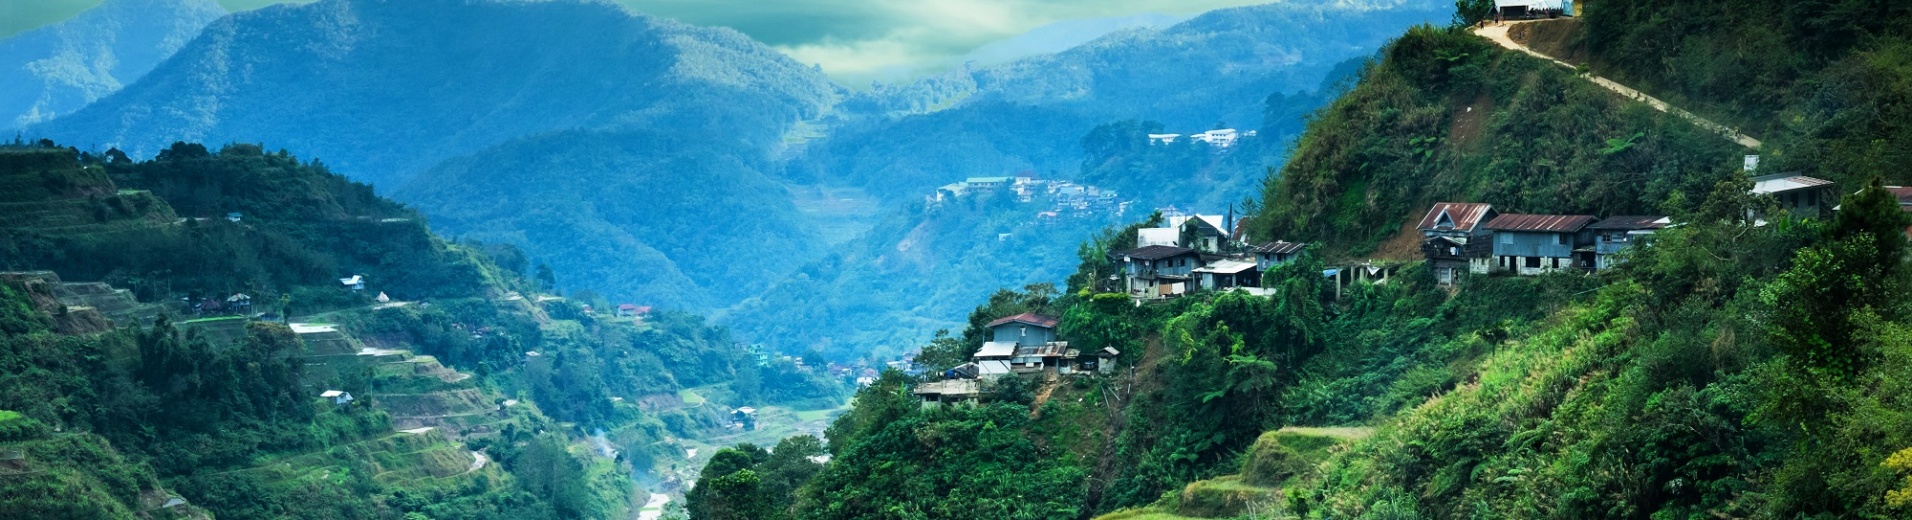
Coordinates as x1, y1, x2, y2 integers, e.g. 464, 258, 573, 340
906, 162, 1894, 410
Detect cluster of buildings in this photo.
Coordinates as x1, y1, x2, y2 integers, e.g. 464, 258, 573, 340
914, 312, 1121, 406
1417, 171, 1845, 284
1147, 128, 1258, 149
931, 175, 1132, 220
1105, 212, 1306, 300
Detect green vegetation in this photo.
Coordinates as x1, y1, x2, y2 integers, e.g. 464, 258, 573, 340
690, 5, 1912, 519
0, 140, 847, 519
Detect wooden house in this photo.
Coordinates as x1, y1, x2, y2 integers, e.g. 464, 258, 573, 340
1112, 245, 1202, 299
1250, 241, 1307, 271
1418, 203, 1498, 285
1586, 216, 1669, 269
1750, 173, 1836, 219
1483, 214, 1598, 275
1193, 258, 1260, 291
987, 313, 1059, 346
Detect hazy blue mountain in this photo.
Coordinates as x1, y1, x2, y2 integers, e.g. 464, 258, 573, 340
29, 0, 842, 310
801, 0, 1454, 202
959, 13, 1187, 68
33, 0, 840, 189
0, 0, 225, 130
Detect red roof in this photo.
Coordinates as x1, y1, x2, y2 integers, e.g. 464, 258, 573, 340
618, 304, 638, 310
1418, 203, 1495, 232
986, 313, 1059, 330
1483, 214, 1597, 233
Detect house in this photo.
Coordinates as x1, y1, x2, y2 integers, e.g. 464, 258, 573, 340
965, 177, 1011, 191
1137, 227, 1179, 248
1172, 214, 1230, 251
1191, 129, 1240, 148
225, 212, 242, 223
1482, 214, 1599, 275
914, 378, 982, 407
1494, 0, 1565, 19
1750, 173, 1836, 219
339, 275, 365, 291
987, 313, 1060, 346
616, 304, 642, 317
1587, 216, 1669, 269
1418, 203, 1499, 284
972, 341, 1016, 377
1250, 241, 1307, 271
319, 390, 354, 405
732, 407, 758, 430
226, 293, 252, 312
1095, 347, 1120, 375
1147, 133, 1182, 145
1111, 245, 1202, 298
1194, 258, 1260, 291
1324, 262, 1403, 299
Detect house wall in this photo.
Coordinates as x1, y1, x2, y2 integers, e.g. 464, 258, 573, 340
991, 324, 1056, 346
1491, 231, 1576, 259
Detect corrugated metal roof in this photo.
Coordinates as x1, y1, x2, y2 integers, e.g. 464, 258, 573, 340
985, 313, 1059, 329
975, 341, 1018, 358
1418, 203, 1495, 232
1586, 215, 1670, 230
1116, 245, 1198, 261
1750, 173, 1834, 194
1193, 259, 1258, 274
1483, 214, 1597, 232
1252, 241, 1307, 254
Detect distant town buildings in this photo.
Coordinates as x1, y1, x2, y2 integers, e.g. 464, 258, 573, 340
1147, 128, 1258, 149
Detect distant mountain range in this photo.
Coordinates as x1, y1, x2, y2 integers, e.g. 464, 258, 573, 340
20, 0, 1450, 352
0, 0, 225, 130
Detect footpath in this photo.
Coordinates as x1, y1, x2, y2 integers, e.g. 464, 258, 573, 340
1473, 20, 1762, 149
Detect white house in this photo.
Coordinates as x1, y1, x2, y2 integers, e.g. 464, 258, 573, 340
319, 390, 354, 405
339, 275, 365, 291
1147, 133, 1182, 145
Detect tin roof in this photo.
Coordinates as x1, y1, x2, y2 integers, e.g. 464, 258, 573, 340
1193, 259, 1258, 275
1251, 241, 1307, 254
1115, 245, 1199, 261
975, 341, 1018, 358
986, 313, 1059, 329
1750, 173, 1834, 195
1417, 203, 1495, 232
1586, 216, 1670, 230
1483, 214, 1597, 232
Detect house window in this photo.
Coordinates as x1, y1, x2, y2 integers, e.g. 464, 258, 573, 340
1554, 234, 1566, 246
1525, 257, 1542, 268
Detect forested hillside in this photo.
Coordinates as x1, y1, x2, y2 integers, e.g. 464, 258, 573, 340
685, 3, 1912, 519
0, 0, 224, 130
0, 141, 847, 519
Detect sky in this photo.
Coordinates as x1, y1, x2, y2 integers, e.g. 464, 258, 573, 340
1, 0, 1272, 83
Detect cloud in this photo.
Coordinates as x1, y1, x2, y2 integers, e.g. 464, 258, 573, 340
4, 0, 1275, 84
613, 0, 1275, 84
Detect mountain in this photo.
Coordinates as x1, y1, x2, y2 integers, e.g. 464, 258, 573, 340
32, 0, 839, 189
725, 1, 1445, 359
802, 0, 1454, 202
32, 0, 843, 311
958, 13, 1187, 68
0, 0, 225, 130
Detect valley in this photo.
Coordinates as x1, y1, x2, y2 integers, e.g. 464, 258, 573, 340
7, 0, 1912, 519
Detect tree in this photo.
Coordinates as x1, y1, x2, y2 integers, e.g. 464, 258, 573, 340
1454, 0, 1496, 26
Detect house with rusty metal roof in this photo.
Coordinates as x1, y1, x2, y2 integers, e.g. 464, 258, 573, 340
1418, 203, 1500, 284
1587, 216, 1670, 269
1483, 214, 1599, 276
1750, 173, 1836, 219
